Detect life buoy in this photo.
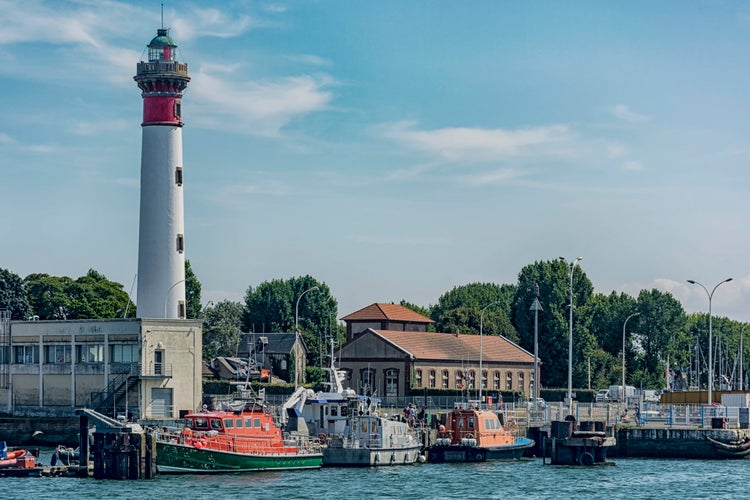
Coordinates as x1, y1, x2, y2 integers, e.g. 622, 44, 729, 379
475, 452, 485, 461
318, 432, 328, 444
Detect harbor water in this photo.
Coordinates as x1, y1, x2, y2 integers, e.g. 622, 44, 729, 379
3, 453, 749, 499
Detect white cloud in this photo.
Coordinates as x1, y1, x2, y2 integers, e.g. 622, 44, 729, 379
611, 104, 650, 123
458, 168, 526, 186
379, 121, 571, 163
189, 69, 333, 137
622, 160, 646, 171
0, 132, 14, 144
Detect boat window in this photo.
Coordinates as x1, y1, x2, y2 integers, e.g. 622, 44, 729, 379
254, 418, 261, 428
341, 406, 348, 417
211, 419, 223, 430
361, 421, 368, 433
372, 421, 378, 433
235, 418, 243, 428
468, 416, 475, 429
458, 418, 464, 429
223, 419, 234, 429
245, 417, 253, 428
331, 406, 338, 416
193, 418, 208, 430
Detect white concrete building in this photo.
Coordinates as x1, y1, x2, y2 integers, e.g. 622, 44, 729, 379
0, 317, 201, 419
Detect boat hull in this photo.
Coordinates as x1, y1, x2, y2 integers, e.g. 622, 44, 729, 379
427, 437, 534, 463
156, 441, 323, 473
323, 444, 422, 467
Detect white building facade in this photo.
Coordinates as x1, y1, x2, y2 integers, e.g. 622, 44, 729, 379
0, 317, 202, 419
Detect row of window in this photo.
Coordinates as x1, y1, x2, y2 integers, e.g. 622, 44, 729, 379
10, 344, 139, 365
415, 368, 530, 391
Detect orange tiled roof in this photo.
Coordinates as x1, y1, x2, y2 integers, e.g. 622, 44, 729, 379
371, 329, 533, 364
340, 303, 434, 323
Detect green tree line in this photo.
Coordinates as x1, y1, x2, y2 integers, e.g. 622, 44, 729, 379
1, 260, 746, 393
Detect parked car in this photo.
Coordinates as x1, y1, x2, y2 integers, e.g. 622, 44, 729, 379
526, 397, 546, 409
595, 389, 610, 402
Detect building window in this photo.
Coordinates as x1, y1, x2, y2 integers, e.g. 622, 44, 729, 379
174, 101, 181, 119
518, 372, 525, 392
455, 370, 463, 389
44, 345, 71, 364
175, 166, 183, 186
385, 369, 399, 397
0, 347, 8, 364
77, 345, 104, 364
442, 370, 449, 389
14, 345, 39, 364
415, 369, 422, 387
178, 300, 186, 319
481, 370, 488, 389
506, 371, 513, 390
111, 344, 139, 363
360, 369, 375, 396
154, 349, 165, 375
493, 371, 500, 390
176, 234, 184, 253
429, 370, 436, 388
468, 370, 476, 389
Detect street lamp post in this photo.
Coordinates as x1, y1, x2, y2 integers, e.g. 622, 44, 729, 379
529, 284, 543, 400
687, 278, 732, 406
562, 256, 583, 414
479, 300, 502, 405
622, 312, 640, 405
741, 324, 747, 391
294, 286, 319, 388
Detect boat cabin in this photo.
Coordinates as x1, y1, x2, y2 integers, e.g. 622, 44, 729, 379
446, 407, 514, 447
183, 407, 281, 440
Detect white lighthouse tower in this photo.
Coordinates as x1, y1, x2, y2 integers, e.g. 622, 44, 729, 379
134, 28, 190, 318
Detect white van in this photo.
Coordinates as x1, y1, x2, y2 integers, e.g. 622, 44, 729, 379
595, 389, 610, 402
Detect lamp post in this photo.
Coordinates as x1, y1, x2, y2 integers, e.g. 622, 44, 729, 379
529, 284, 543, 400
294, 286, 319, 388
479, 300, 502, 405
562, 256, 583, 414
622, 312, 640, 405
741, 324, 747, 391
687, 278, 732, 406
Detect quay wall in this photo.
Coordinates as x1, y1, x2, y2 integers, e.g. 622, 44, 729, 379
616, 427, 750, 459
0, 416, 79, 446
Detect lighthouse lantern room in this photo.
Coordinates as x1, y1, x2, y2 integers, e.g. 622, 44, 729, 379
134, 28, 190, 319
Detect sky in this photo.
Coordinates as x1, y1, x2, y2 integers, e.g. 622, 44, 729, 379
0, 0, 748, 323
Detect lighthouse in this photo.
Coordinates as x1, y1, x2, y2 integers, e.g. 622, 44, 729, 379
134, 28, 190, 318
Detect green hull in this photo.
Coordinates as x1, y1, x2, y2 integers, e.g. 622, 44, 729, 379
156, 441, 323, 474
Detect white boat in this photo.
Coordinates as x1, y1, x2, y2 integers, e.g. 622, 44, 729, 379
281, 350, 423, 467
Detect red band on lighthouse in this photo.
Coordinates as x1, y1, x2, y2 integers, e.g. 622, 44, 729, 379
143, 96, 182, 125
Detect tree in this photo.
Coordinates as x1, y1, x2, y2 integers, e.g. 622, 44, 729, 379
512, 259, 594, 389
243, 275, 339, 367
579, 291, 639, 386
185, 260, 202, 319
431, 283, 518, 342
202, 300, 244, 360
631, 289, 687, 388
24, 270, 133, 320
0, 268, 31, 320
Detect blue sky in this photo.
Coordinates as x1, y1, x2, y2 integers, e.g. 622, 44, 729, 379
1, 0, 748, 322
